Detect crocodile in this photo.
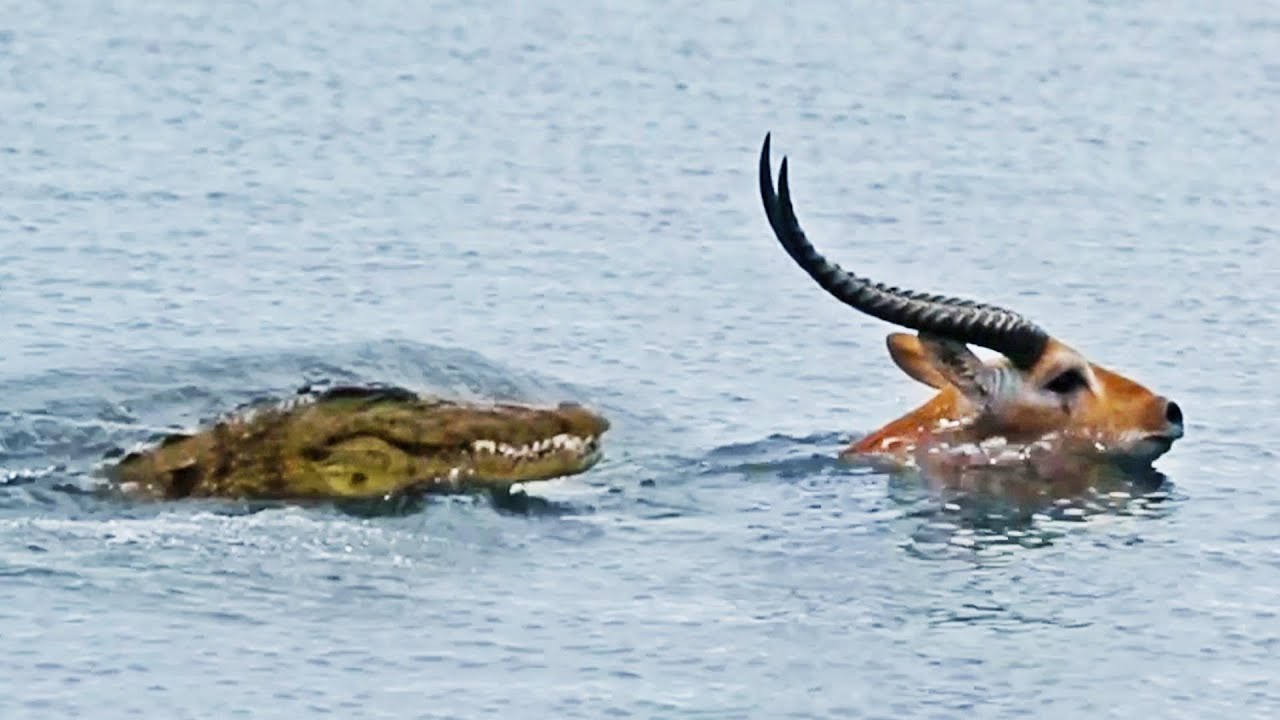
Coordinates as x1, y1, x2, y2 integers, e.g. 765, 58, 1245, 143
102, 384, 609, 502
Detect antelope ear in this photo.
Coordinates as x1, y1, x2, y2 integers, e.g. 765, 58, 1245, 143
915, 333, 1004, 407
886, 333, 949, 389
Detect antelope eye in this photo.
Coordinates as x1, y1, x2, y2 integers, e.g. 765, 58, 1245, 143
1044, 368, 1088, 395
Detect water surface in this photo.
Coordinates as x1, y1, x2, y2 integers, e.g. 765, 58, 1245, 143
2, 1, 1278, 718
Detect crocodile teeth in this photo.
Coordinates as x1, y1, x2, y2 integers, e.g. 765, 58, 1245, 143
470, 434, 599, 458
550, 434, 571, 450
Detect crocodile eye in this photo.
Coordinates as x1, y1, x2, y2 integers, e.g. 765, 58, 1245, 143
1044, 368, 1088, 395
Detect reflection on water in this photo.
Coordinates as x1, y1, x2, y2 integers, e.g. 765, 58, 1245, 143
890, 462, 1178, 559
2, 0, 1274, 715
701, 429, 1181, 559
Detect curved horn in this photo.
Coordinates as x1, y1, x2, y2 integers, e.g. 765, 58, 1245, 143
758, 132, 1049, 369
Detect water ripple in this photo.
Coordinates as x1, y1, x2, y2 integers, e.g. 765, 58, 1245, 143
1, 0, 1275, 717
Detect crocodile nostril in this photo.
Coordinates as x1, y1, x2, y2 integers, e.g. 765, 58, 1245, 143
1165, 401, 1183, 425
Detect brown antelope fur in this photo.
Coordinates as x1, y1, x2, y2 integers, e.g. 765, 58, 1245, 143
852, 334, 1182, 466
758, 133, 1183, 470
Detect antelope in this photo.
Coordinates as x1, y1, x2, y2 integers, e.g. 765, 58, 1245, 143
758, 133, 1184, 472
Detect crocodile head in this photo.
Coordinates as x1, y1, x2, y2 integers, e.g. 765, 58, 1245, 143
105, 385, 611, 501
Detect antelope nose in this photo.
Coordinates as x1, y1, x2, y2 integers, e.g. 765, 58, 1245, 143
1165, 400, 1183, 426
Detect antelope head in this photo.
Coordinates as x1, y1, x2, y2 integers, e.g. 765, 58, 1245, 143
758, 133, 1184, 470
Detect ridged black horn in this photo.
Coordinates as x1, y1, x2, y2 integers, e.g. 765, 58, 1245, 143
758, 132, 1050, 369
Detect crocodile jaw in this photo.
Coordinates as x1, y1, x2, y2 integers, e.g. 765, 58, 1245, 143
104, 391, 612, 501
463, 432, 605, 482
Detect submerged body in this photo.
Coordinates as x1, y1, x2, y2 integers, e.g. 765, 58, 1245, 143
758, 133, 1183, 474
103, 385, 609, 501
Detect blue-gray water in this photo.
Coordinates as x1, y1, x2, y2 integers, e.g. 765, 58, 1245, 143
2, 1, 1277, 717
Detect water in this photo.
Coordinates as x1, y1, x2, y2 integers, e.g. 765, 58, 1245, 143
2, 1, 1278, 717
